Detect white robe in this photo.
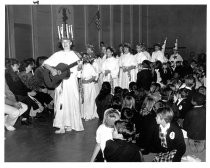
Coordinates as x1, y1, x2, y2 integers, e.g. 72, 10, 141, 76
101, 56, 120, 89
169, 53, 183, 67
43, 50, 84, 131
119, 53, 137, 89
81, 63, 99, 120
92, 59, 100, 95
151, 50, 168, 63
135, 51, 150, 71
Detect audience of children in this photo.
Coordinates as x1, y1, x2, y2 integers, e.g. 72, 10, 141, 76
5, 41, 206, 162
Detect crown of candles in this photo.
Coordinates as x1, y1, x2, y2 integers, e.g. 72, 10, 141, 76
57, 23, 74, 41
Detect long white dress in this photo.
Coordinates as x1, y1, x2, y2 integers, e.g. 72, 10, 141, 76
43, 50, 84, 131
119, 53, 138, 89
101, 56, 120, 90
81, 63, 99, 120
92, 59, 100, 95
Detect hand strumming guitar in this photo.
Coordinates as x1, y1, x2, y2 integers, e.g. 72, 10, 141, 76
50, 68, 61, 76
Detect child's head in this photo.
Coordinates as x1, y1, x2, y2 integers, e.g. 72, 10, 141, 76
129, 82, 137, 92
114, 86, 123, 96
103, 108, 120, 128
101, 82, 111, 92
178, 88, 190, 99
156, 107, 174, 125
150, 83, 161, 93
161, 87, 173, 102
112, 120, 135, 140
122, 95, 135, 109
121, 108, 135, 122
140, 96, 156, 115
153, 100, 166, 113
198, 86, 206, 95
191, 92, 205, 106
111, 95, 122, 112
185, 75, 196, 88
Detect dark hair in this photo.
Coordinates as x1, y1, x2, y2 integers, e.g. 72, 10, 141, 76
122, 88, 130, 98
96, 82, 111, 101
111, 95, 122, 112
123, 43, 132, 52
106, 46, 114, 54
155, 60, 163, 70
150, 83, 161, 93
121, 108, 135, 122
192, 92, 205, 105
153, 43, 162, 50
5, 59, 20, 82
19, 59, 34, 72
5, 58, 11, 69
9, 58, 19, 66
114, 86, 123, 96
178, 88, 190, 99
36, 56, 48, 67
142, 60, 151, 69
129, 82, 137, 91
114, 120, 135, 140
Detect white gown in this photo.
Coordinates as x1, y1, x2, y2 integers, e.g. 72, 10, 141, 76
92, 59, 101, 95
81, 63, 99, 120
151, 50, 168, 63
101, 56, 119, 89
119, 53, 137, 89
43, 50, 84, 131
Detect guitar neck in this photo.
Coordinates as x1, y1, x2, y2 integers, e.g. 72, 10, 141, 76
64, 61, 78, 71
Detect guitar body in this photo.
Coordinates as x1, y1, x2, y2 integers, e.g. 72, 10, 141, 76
43, 62, 78, 89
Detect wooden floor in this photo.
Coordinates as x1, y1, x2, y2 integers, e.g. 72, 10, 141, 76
5, 111, 205, 162
5, 112, 99, 162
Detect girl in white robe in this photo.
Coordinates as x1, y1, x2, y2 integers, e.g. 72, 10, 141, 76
101, 47, 120, 92
86, 44, 101, 95
151, 43, 168, 63
119, 43, 138, 89
43, 39, 84, 133
81, 55, 99, 121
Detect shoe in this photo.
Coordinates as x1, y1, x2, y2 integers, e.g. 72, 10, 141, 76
5, 125, 16, 131
65, 127, 72, 132
55, 129, 65, 134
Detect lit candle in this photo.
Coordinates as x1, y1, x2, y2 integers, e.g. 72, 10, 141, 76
61, 24, 64, 38
70, 25, 73, 40
66, 24, 69, 38
57, 26, 61, 39
68, 25, 71, 38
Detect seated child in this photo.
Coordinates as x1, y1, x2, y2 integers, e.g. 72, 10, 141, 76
90, 108, 120, 162
104, 120, 143, 162
153, 107, 186, 162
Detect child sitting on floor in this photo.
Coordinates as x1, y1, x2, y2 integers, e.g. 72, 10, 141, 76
90, 108, 120, 162
153, 107, 186, 162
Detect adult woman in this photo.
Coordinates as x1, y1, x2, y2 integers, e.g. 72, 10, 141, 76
43, 38, 84, 133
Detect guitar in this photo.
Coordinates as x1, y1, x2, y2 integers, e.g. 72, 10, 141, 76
43, 51, 83, 89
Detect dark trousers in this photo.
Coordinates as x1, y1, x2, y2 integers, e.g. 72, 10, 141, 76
34, 92, 53, 106
16, 95, 39, 118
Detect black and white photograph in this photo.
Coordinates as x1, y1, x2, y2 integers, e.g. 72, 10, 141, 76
2, 0, 208, 166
